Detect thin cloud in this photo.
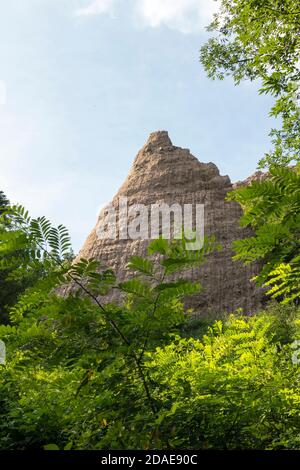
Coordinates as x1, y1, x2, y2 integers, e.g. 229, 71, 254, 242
74, 0, 115, 17
135, 0, 219, 34
73, 0, 219, 33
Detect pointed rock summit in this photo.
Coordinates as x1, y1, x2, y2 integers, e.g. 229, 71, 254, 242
75, 131, 264, 314
146, 129, 173, 147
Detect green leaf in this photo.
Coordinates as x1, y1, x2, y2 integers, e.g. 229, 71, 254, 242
119, 279, 151, 298
44, 444, 60, 451
127, 256, 154, 276
148, 238, 169, 255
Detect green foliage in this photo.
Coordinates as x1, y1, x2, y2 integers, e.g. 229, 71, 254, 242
1, 301, 300, 449
0, 191, 9, 217
2, 205, 300, 450
0, 205, 219, 448
68, 258, 116, 296
228, 164, 300, 303
265, 258, 300, 304
146, 307, 300, 449
0, 205, 72, 267
0, 202, 74, 325
200, 0, 300, 168
0, 196, 42, 324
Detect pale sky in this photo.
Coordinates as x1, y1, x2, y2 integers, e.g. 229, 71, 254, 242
0, 0, 275, 252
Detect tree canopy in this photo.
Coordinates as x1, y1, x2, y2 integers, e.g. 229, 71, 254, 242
200, 0, 300, 167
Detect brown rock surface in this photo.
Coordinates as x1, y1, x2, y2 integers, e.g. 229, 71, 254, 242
233, 170, 268, 189
72, 131, 264, 314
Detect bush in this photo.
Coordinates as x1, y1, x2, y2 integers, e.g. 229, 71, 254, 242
1, 302, 300, 450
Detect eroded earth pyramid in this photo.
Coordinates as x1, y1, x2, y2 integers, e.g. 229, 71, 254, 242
75, 131, 264, 314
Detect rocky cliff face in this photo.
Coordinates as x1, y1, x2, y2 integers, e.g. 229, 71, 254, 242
74, 131, 264, 314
